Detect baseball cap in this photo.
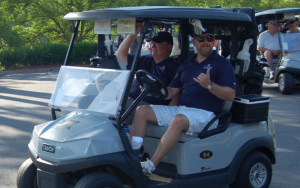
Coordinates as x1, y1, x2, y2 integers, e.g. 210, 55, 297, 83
151, 32, 173, 45
284, 19, 300, 28
265, 20, 277, 27
193, 27, 215, 38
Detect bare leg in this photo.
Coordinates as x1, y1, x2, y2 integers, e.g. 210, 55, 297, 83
264, 50, 274, 72
130, 105, 157, 141
150, 114, 190, 167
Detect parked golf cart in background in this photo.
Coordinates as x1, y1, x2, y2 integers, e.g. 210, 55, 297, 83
256, 8, 300, 94
17, 6, 275, 188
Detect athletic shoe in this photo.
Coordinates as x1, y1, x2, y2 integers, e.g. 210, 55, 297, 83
141, 158, 155, 178
270, 72, 275, 80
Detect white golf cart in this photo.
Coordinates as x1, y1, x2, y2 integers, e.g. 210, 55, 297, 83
256, 8, 300, 94
17, 6, 276, 188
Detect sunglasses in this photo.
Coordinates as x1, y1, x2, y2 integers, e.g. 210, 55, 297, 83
195, 35, 215, 42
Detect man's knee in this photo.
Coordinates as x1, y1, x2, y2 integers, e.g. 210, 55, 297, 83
169, 114, 189, 131
264, 50, 272, 57
134, 105, 156, 122
135, 105, 150, 116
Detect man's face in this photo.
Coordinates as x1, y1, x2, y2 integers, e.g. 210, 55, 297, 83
150, 41, 172, 57
288, 23, 297, 33
192, 34, 215, 57
268, 25, 278, 34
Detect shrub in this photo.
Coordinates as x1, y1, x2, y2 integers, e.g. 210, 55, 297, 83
69, 42, 98, 64
0, 42, 98, 69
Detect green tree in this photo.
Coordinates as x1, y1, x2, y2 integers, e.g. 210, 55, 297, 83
0, 12, 23, 50
176, 0, 299, 12
0, 0, 178, 47
1, 0, 298, 49
1, 0, 115, 45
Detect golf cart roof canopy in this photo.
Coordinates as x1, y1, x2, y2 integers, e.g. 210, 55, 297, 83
64, 6, 252, 22
256, 8, 300, 16
256, 8, 300, 23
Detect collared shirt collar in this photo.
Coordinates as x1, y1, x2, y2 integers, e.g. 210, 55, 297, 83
190, 50, 218, 64
156, 57, 173, 65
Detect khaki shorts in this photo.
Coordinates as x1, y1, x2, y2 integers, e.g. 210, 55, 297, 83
150, 105, 218, 136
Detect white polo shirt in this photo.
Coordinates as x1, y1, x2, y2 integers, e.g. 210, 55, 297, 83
258, 31, 280, 50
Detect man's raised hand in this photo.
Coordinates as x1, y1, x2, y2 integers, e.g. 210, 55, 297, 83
193, 68, 211, 88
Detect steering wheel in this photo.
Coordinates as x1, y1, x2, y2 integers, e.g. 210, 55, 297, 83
136, 70, 169, 100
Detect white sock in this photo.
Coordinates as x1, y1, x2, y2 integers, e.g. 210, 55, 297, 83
131, 136, 143, 149
148, 159, 155, 171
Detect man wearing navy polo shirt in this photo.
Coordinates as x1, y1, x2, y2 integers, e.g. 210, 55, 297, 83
116, 23, 179, 124
129, 27, 236, 178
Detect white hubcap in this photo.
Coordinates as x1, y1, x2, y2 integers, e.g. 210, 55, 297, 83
249, 162, 267, 187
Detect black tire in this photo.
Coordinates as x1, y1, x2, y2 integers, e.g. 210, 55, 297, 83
229, 151, 272, 188
75, 172, 124, 188
16, 158, 38, 188
278, 73, 295, 94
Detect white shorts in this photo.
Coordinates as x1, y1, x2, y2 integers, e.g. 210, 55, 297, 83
150, 105, 218, 136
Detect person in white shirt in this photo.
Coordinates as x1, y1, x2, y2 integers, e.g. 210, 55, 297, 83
283, 19, 300, 50
258, 20, 281, 79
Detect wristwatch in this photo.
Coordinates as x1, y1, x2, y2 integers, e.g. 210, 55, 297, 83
207, 82, 212, 90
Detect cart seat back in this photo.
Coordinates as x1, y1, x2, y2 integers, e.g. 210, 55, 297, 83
90, 55, 122, 69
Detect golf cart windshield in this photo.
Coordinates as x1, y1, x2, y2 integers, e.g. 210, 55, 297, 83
280, 32, 300, 53
49, 66, 130, 117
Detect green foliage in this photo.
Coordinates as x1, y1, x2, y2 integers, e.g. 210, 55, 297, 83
176, 0, 300, 11
0, 0, 299, 69
30, 43, 68, 65
0, 47, 31, 67
0, 12, 23, 49
0, 42, 97, 69
1, 0, 297, 50
69, 42, 98, 64
0, 0, 178, 48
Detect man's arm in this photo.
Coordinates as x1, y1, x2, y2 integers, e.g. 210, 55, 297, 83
136, 35, 141, 44
115, 23, 143, 65
168, 94, 180, 106
140, 86, 181, 100
257, 33, 268, 53
194, 68, 235, 102
165, 87, 181, 100
208, 84, 235, 102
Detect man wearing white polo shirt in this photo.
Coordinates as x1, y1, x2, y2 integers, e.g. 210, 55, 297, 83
258, 20, 281, 80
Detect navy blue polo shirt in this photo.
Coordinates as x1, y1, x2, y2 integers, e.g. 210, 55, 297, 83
127, 54, 179, 105
169, 51, 236, 114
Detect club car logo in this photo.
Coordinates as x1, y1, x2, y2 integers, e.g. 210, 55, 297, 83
42, 144, 55, 154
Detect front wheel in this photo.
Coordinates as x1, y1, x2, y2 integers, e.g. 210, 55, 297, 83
229, 151, 272, 188
75, 172, 124, 188
16, 158, 38, 188
278, 73, 295, 94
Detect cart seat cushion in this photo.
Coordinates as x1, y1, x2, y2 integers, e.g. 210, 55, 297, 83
144, 122, 198, 142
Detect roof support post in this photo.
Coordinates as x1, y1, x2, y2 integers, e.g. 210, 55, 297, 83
63, 21, 80, 65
